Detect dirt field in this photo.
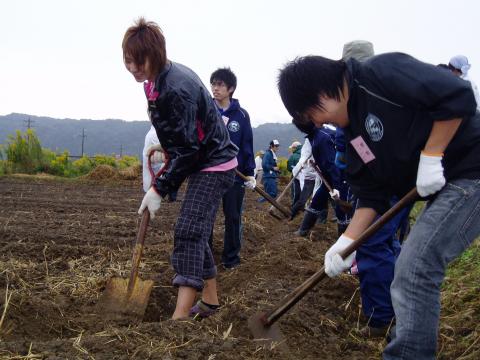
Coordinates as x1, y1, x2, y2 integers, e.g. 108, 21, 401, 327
0, 176, 473, 359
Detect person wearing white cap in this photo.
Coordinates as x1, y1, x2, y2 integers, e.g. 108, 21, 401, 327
261, 139, 280, 200
448, 55, 480, 111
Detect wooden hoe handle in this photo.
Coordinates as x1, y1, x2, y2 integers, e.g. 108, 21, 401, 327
261, 188, 419, 327
235, 169, 292, 218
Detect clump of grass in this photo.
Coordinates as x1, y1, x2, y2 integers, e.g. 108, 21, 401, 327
439, 239, 480, 359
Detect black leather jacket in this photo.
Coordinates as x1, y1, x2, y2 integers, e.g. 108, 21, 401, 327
148, 61, 238, 197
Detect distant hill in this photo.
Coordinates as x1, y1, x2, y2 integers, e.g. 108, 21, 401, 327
0, 113, 304, 158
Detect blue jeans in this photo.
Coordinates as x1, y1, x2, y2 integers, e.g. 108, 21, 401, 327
221, 182, 245, 268
263, 177, 278, 198
384, 179, 480, 360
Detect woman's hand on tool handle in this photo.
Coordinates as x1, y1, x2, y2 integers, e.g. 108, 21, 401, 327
324, 207, 377, 277
244, 176, 256, 190
146, 144, 165, 164
138, 187, 162, 219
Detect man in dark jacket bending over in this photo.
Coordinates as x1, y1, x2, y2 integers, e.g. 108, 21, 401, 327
278, 52, 480, 359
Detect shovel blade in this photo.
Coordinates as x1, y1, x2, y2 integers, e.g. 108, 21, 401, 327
97, 277, 154, 319
248, 312, 288, 351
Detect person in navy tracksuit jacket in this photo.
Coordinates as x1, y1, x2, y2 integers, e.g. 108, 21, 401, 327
294, 123, 351, 236
209, 68, 255, 269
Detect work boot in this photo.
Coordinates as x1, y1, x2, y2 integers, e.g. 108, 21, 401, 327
316, 209, 328, 224
294, 210, 319, 237
337, 223, 348, 237
357, 324, 391, 338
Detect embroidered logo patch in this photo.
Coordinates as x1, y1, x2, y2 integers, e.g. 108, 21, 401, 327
364, 113, 384, 142
228, 121, 240, 132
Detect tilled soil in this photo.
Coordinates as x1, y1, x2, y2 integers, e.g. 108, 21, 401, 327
0, 176, 384, 359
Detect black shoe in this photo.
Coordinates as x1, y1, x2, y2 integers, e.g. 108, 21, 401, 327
222, 263, 240, 271
296, 210, 319, 237
357, 325, 391, 338
294, 229, 308, 237
316, 209, 328, 224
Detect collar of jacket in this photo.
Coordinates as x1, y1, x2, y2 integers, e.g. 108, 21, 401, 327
345, 58, 359, 97
154, 61, 173, 90
215, 98, 240, 116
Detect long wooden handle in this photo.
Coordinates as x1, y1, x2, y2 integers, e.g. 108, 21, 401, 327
312, 164, 353, 212
313, 164, 333, 192
268, 176, 294, 211
127, 210, 150, 297
261, 188, 418, 327
235, 169, 292, 218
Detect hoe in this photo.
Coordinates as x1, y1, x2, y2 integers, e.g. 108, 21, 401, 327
312, 163, 354, 213
235, 169, 291, 219
248, 188, 418, 347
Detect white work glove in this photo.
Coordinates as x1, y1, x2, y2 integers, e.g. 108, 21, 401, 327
146, 144, 164, 164
416, 152, 446, 197
138, 187, 162, 219
244, 176, 256, 190
324, 235, 356, 278
329, 188, 340, 200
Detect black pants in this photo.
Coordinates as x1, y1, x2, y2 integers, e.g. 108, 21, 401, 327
292, 178, 301, 205
291, 179, 315, 218
221, 182, 245, 268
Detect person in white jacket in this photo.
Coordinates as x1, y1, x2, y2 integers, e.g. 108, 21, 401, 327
254, 150, 265, 185
290, 138, 320, 219
142, 125, 164, 192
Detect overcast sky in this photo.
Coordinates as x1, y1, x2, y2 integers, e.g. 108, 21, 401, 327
1, 0, 479, 126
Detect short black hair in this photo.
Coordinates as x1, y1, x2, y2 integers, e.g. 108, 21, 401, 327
278, 56, 346, 117
292, 117, 315, 135
210, 68, 237, 95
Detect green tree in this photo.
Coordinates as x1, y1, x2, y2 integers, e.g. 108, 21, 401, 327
4, 129, 43, 173
93, 154, 116, 167
72, 156, 94, 175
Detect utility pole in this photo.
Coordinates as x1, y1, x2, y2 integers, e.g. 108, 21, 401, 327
120, 144, 123, 157
81, 128, 87, 157
24, 117, 35, 129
